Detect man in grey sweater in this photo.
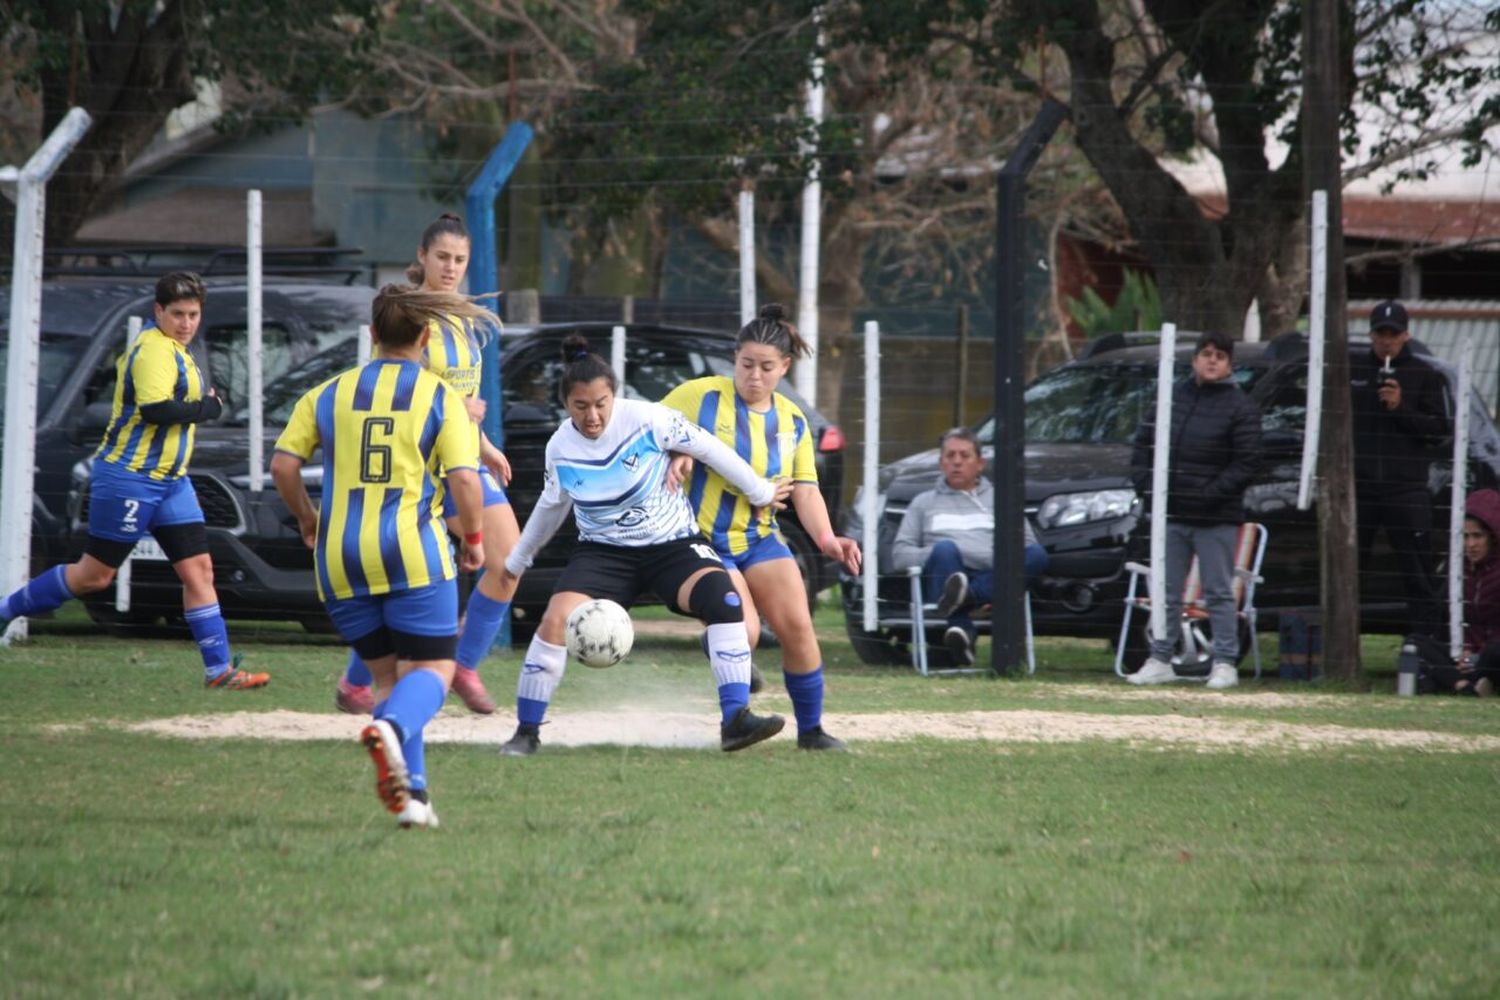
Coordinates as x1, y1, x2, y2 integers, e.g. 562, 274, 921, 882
892, 427, 1046, 666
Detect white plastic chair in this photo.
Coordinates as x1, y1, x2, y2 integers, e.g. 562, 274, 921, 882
908, 566, 1035, 676
1113, 522, 1268, 679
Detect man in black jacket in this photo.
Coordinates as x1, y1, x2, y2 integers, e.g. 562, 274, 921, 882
1351, 300, 1450, 638
1129, 331, 1262, 689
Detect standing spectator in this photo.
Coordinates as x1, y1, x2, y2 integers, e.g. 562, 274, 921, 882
0, 272, 268, 690
1129, 331, 1261, 689
891, 427, 1048, 667
1351, 300, 1451, 639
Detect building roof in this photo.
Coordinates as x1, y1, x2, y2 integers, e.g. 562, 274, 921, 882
75, 187, 327, 247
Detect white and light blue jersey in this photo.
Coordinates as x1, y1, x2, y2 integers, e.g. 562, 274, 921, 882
505, 398, 778, 572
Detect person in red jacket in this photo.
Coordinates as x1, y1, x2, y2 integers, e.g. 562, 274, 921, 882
1430, 488, 1500, 695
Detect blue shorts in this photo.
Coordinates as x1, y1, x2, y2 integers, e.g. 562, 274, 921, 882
440, 468, 508, 520
716, 531, 794, 572
324, 579, 460, 644
87, 458, 203, 542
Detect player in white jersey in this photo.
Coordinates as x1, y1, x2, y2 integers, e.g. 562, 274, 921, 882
496, 335, 793, 755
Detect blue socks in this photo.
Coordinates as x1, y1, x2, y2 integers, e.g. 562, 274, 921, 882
2, 565, 73, 620
717, 683, 751, 723
344, 651, 373, 687
184, 603, 233, 679
456, 592, 510, 670
784, 667, 825, 733
517, 697, 549, 727
375, 670, 446, 793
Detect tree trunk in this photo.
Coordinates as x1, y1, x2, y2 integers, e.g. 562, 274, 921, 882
39, 1, 197, 245
1305, 0, 1363, 685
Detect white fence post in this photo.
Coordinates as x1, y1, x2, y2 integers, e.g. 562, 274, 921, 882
357, 324, 372, 366
861, 320, 880, 633
1148, 323, 1177, 646
1450, 337, 1474, 660
611, 325, 626, 384
738, 185, 756, 327
247, 190, 265, 493
0, 107, 92, 645
794, 15, 825, 405
1298, 190, 1328, 510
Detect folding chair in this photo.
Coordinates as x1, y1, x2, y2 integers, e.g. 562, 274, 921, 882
1112, 522, 1268, 679
907, 566, 1035, 676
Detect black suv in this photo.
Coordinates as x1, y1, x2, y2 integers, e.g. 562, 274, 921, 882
0, 278, 374, 633
841, 332, 1500, 667
67, 321, 848, 633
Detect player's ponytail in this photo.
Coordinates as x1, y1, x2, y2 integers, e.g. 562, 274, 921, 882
371, 285, 499, 352
406, 212, 471, 285
737, 302, 810, 359
558, 333, 617, 402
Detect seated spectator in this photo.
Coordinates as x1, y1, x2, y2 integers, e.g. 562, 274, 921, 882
891, 427, 1047, 666
1428, 489, 1500, 696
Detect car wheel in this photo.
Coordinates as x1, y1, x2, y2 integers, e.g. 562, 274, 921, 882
300, 616, 339, 636
82, 598, 176, 638
845, 619, 907, 665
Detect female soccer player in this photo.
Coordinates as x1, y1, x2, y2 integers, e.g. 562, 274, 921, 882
0, 272, 268, 689
335, 213, 520, 717
496, 336, 793, 756
662, 303, 860, 750
272, 285, 491, 828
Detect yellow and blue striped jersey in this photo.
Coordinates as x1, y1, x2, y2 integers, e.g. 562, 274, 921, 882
660, 375, 817, 556
94, 325, 207, 480
423, 314, 484, 469
273, 358, 476, 601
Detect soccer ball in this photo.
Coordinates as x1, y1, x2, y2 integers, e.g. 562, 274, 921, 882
565, 599, 634, 668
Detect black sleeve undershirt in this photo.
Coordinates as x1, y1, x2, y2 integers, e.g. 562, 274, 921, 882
138, 395, 222, 425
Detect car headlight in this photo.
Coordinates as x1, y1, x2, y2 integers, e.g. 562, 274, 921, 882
1036, 489, 1137, 529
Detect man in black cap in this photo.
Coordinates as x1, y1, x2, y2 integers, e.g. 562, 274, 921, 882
1350, 300, 1451, 637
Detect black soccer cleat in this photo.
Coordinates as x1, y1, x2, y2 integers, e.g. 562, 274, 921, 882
720, 707, 786, 752
796, 726, 847, 751
499, 724, 541, 757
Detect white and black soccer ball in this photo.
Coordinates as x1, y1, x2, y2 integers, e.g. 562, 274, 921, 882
565, 599, 635, 668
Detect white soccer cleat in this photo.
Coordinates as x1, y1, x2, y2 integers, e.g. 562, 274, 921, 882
397, 797, 440, 829
1206, 661, 1239, 690
1128, 657, 1178, 685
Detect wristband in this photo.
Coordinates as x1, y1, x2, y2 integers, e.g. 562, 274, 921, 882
464, 532, 483, 547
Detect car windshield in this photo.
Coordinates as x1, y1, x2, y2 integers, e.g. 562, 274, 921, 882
971, 361, 1262, 445
0, 332, 92, 434
237, 339, 358, 426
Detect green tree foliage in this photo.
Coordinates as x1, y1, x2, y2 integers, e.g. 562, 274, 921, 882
1064, 269, 1161, 337
1, 0, 380, 245
846, 1, 1500, 335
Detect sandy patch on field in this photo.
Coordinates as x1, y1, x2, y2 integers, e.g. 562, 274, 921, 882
102, 707, 1500, 754
1025, 684, 1365, 710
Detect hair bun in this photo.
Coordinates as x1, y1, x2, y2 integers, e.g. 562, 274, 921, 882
438, 212, 462, 222
758, 303, 786, 322
560, 333, 593, 364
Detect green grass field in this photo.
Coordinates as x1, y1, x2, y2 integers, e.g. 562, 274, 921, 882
3, 605, 1498, 998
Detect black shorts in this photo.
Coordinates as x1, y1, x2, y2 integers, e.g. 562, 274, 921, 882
553, 538, 725, 614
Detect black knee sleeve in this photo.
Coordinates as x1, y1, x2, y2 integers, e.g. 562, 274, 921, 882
687, 571, 744, 625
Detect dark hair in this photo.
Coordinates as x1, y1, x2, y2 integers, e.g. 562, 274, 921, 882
939, 427, 980, 453
558, 333, 618, 402
405, 213, 471, 285
370, 284, 499, 351
1194, 331, 1235, 358
736, 302, 811, 359
155, 271, 206, 308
